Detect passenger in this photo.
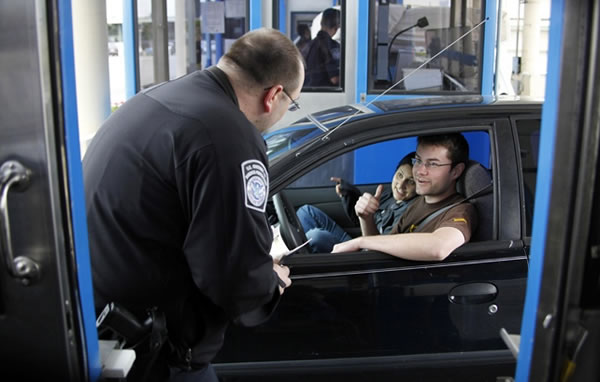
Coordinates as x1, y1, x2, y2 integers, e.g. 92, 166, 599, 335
332, 133, 478, 261
304, 8, 341, 87
84, 28, 304, 382
297, 152, 417, 253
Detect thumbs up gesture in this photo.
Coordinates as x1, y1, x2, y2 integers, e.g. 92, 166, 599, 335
354, 184, 383, 219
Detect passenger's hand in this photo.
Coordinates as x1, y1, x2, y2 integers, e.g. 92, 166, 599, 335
330, 177, 343, 197
332, 238, 361, 253
354, 184, 383, 218
273, 263, 291, 294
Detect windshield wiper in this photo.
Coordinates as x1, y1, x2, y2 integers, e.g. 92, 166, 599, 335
304, 113, 330, 132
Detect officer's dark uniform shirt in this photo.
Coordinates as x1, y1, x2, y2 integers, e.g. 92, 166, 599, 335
304, 30, 340, 86
83, 67, 279, 367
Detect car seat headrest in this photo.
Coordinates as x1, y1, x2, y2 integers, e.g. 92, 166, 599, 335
457, 160, 491, 197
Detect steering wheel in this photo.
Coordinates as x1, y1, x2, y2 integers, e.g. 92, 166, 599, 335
272, 191, 310, 253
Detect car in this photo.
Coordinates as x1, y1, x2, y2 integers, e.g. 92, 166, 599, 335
212, 96, 542, 381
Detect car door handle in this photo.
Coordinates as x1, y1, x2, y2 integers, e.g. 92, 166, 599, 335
448, 282, 498, 304
0, 160, 40, 285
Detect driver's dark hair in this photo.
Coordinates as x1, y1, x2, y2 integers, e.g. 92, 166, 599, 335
395, 151, 416, 171
222, 28, 303, 92
321, 8, 340, 29
417, 133, 469, 167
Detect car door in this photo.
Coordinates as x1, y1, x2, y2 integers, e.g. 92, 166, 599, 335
213, 112, 530, 382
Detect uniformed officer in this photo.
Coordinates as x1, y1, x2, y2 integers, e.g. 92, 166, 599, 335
304, 8, 341, 87
84, 28, 304, 382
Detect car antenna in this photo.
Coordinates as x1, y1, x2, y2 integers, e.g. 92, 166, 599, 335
295, 17, 489, 158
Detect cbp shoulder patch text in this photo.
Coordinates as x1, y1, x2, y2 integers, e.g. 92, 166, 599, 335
241, 159, 269, 212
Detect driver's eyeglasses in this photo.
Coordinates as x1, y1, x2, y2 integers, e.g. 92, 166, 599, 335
411, 157, 453, 169
265, 87, 301, 112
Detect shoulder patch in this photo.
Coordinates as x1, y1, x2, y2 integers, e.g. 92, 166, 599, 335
241, 159, 269, 212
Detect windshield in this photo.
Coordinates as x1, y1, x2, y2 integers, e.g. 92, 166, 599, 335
265, 127, 319, 159
264, 105, 367, 160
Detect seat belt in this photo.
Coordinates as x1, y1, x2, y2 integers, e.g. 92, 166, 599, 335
412, 182, 493, 233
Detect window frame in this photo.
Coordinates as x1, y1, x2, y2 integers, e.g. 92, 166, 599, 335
366, 0, 486, 95
512, 116, 542, 238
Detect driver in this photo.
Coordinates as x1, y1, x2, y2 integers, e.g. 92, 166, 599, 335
333, 133, 478, 261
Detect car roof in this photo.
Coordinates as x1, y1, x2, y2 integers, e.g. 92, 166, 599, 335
264, 96, 542, 160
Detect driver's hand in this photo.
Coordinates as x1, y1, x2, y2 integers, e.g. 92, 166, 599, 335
332, 238, 361, 253
273, 263, 291, 294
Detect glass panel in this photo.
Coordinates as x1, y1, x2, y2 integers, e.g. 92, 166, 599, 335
516, 119, 541, 236
107, 2, 124, 109
369, 0, 484, 94
137, 0, 155, 89
136, 0, 248, 89
279, 1, 345, 91
168, 0, 202, 80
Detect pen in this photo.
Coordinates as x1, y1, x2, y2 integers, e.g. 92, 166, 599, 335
277, 276, 287, 288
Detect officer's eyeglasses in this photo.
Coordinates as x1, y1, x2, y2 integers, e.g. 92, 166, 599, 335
264, 87, 301, 112
411, 157, 453, 170
282, 89, 301, 112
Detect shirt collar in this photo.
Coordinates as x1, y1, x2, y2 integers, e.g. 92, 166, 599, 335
205, 66, 239, 107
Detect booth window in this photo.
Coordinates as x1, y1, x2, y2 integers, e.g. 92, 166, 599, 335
369, 0, 484, 94
274, 0, 345, 92
136, 0, 249, 90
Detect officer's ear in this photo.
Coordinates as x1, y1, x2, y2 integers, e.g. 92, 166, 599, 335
263, 85, 283, 113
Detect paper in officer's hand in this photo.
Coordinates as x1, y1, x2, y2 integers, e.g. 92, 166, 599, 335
270, 224, 289, 261
270, 224, 311, 261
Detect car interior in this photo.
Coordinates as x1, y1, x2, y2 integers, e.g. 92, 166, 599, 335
273, 130, 495, 252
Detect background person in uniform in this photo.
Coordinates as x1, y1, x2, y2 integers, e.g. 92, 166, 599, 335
304, 8, 341, 87
297, 152, 417, 252
83, 28, 304, 382
333, 134, 477, 260
294, 23, 312, 58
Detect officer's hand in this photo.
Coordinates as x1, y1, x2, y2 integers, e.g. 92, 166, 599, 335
273, 263, 291, 294
354, 184, 383, 218
330, 177, 343, 197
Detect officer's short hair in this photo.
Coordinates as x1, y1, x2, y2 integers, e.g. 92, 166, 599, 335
222, 28, 303, 92
321, 8, 340, 29
417, 133, 469, 167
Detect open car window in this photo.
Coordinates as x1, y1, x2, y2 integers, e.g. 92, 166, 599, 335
272, 129, 495, 261
287, 131, 491, 189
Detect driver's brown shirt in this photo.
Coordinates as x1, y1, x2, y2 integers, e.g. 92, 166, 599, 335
390, 193, 478, 242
